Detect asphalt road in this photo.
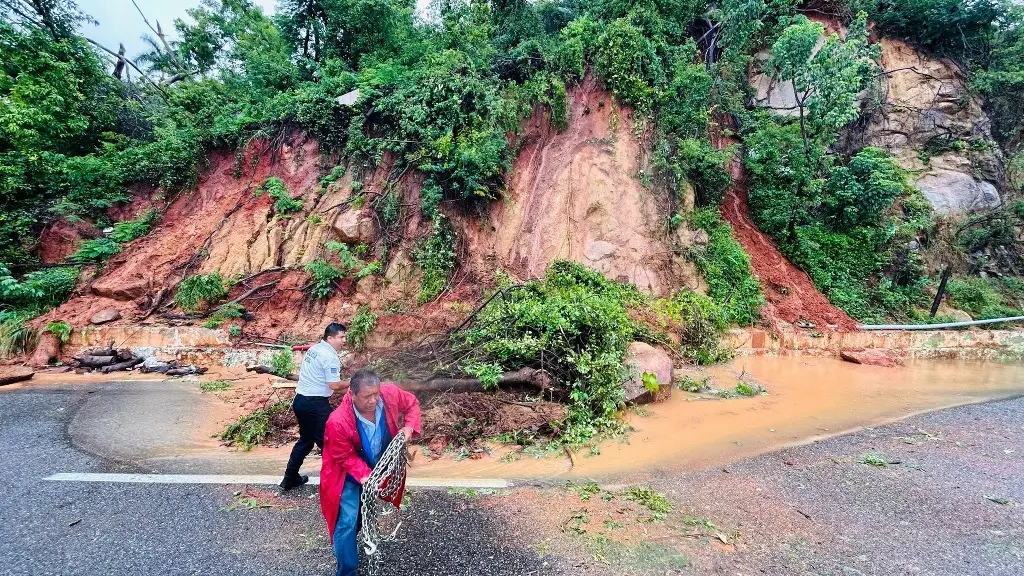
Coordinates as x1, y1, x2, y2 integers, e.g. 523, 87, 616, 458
0, 382, 557, 576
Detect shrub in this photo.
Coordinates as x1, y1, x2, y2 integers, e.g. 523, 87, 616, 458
456, 261, 652, 445
175, 272, 228, 313
0, 312, 37, 358
654, 290, 732, 365
0, 265, 79, 314
687, 208, 764, 326
45, 321, 72, 344
110, 210, 159, 243
346, 305, 378, 350
268, 350, 296, 378
259, 177, 303, 215
945, 277, 1022, 320
71, 238, 122, 263
414, 216, 457, 304
305, 260, 345, 299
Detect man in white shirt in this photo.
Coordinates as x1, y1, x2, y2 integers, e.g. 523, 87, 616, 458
280, 322, 349, 490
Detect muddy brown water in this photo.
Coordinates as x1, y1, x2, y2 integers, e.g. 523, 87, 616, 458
411, 356, 1024, 481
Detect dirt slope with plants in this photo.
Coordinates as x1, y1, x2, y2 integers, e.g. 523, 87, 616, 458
720, 159, 858, 331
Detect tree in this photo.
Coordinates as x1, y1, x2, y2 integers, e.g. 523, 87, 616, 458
767, 12, 877, 161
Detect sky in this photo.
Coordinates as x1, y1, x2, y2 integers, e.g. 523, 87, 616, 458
77, 0, 277, 59
77, 0, 432, 61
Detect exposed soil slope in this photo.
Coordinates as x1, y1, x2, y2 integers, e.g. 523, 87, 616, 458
464, 74, 703, 295
720, 158, 857, 331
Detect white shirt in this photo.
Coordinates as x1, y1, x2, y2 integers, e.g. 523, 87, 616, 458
295, 340, 344, 397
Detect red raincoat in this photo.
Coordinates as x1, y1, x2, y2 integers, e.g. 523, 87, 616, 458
319, 383, 422, 538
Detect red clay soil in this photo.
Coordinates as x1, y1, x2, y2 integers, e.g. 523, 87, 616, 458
720, 159, 857, 332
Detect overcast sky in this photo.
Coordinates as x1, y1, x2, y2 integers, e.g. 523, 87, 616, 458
77, 0, 277, 59
77, 0, 431, 60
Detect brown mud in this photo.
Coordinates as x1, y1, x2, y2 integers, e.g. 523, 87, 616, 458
407, 356, 1024, 481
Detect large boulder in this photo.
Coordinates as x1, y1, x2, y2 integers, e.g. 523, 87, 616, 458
90, 308, 121, 325
331, 209, 376, 245
915, 170, 1000, 215
623, 342, 674, 404
840, 348, 903, 368
91, 275, 151, 301
28, 333, 60, 367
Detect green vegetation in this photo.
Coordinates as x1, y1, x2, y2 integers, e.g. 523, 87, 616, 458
945, 277, 1024, 320
738, 9, 934, 323
220, 399, 290, 449
456, 261, 655, 445
202, 302, 244, 329
201, 380, 231, 392
623, 486, 674, 519
859, 451, 889, 467
414, 216, 457, 304
257, 177, 303, 215
174, 272, 227, 313
346, 305, 377, 350
0, 313, 36, 358
687, 208, 763, 327
304, 242, 379, 299
45, 320, 72, 344
268, 349, 296, 378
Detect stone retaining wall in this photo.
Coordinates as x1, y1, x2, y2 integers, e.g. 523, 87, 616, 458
728, 328, 1024, 361
63, 325, 1024, 366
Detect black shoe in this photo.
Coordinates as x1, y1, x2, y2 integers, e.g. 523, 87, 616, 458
279, 474, 309, 491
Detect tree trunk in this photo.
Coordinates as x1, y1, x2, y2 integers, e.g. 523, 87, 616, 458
400, 368, 555, 394
930, 266, 952, 318
101, 357, 144, 373
75, 355, 116, 368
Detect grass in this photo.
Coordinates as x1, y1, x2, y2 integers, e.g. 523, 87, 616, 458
220, 400, 290, 450
623, 486, 673, 518
0, 314, 38, 358
201, 380, 230, 392
859, 451, 889, 468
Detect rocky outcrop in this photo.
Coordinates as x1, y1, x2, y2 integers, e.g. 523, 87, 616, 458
753, 32, 1005, 216
863, 40, 1004, 214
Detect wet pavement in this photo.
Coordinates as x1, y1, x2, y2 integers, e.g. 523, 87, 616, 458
2, 376, 1023, 575
0, 382, 560, 576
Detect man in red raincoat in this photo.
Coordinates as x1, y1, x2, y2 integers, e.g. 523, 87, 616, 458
320, 368, 421, 576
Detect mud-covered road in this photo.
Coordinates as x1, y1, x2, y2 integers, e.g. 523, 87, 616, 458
1, 378, 1022, 575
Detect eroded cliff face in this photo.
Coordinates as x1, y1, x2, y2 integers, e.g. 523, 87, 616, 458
751, 28, 1005, 215
865, 39, 1003, 214
464, 75, 703, 296
36, 78, 704, 343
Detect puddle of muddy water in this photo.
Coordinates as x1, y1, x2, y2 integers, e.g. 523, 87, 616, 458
410, 356, 1024, 481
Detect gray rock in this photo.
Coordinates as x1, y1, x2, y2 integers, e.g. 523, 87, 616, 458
623, 342, 674, 404
915, 170, 1001, 214
90, 308, 121, 325
584, 240, 616, 262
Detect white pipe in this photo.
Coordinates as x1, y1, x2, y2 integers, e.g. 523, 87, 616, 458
858, 316, 1024, 330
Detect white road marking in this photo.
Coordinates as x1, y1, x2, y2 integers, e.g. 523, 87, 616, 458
43, 472, 512, 489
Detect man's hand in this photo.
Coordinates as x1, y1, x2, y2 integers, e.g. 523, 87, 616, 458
398, 426, 414, 440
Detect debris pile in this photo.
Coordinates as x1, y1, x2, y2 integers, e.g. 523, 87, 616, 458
71, 341, 207, 376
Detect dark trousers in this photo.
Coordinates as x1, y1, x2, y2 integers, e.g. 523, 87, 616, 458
284, 394, 333, 479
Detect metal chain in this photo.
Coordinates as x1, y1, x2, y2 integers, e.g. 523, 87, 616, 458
359, 432, 408, 574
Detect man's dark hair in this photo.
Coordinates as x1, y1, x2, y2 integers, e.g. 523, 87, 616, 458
350, 368, 381, 393
324, 322, 347, 339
